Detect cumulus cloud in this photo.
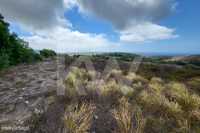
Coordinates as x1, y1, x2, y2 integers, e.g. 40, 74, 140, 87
77, 0, 176, 29
0, 0, 179, 51
120, 22, 178, 43
76, 0, 178, 42
0, 0, 64, 30
23, 26, 118, 53
0, 0, 117, 52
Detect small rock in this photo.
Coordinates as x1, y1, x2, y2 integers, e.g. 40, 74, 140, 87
18, 119, 24, 124
94, 115, 98, 120
13, 89, 18, 93
25, 101, 29, 104
19, 97, 23, 100
34, 108, 43, 114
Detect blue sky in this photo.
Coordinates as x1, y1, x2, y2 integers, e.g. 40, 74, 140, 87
1, 0, 200, 54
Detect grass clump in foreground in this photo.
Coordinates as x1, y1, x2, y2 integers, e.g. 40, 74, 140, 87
64, 103, 95, 133
112, 97, 146, 133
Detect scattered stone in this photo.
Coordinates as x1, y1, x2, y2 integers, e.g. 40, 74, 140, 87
18, 97, 23, 100
94, 115, 98, 120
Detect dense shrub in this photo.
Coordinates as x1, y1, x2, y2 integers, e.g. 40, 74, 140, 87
40, 49, 56, 58
0, 53, 9, 69
0, 14, 54, 70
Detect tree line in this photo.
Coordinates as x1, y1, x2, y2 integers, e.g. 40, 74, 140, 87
0, 14, 56, 70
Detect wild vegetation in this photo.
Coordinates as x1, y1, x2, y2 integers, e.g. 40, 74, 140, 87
0, 14, 56, 70
60, 54, 200, 133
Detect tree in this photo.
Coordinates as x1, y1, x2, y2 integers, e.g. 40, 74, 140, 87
0, 13, 42, 70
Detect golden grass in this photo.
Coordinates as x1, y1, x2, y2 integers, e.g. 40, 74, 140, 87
99, 79, 120, 96
167, 82, 200, 112
112, 97, 145, 133
119, 85, 135, 97
64, 103, 95, 133
63, 67, 200, 132
64, 67, 91, 98
138, 90, 183, 119
149, 77, 164, 94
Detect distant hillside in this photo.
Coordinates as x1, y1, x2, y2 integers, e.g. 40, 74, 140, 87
165, 55, 200, 62
164, 55, 200, 66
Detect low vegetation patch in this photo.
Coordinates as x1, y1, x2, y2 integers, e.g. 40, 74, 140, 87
62, 65, 200, 132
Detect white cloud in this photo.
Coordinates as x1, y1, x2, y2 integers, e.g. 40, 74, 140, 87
0, 0, 64, 31
120, 22, 178, 43
75, 0, 178, 43
64, 0, 78, 9
77, 0, 176, 29
0, 0, 118, 52
23, 26, 118, 53
0, 0, 179, 52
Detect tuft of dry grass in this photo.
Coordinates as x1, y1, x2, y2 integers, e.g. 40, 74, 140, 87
112, 97, 145, 133
106, 69, 122, 79
134, 107, 146, 133
119, 85, 135, 97
64, 67, 90, 98
126, 72, 149, 84
149, 77, 164, 94
167, 82, 200, 112
64, 103, 95, 133
99, 79, 120, 96
138, 90, 183, 119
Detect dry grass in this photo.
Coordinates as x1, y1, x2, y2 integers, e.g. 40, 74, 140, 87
126, 72, 148, 84
63, 67, 200, 132
64, 103, 95, 133
99, 79, 120, 96
137, 80, 200, 132
105, 69, 122, 80
149, 77, 164, 94
119, 85, 135, 97
167, 82, 200, 112
64, 67, 91, 98
112, 97, 145, 133
134, 107, 146, 133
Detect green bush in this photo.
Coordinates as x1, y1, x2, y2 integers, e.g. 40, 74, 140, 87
0, 14, 52, 71
40, 49, 56, 58
0, 53, 9, 69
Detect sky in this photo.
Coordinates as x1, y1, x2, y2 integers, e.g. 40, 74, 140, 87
0, 0, 199, 54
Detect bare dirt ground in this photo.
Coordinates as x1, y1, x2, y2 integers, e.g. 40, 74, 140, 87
0, 58, 62, 133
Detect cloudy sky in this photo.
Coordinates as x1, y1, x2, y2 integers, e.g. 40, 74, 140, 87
0, 0, 199, 54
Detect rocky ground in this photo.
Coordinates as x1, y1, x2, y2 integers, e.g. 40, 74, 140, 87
0, 58, 65, 133
0, 57, 121, 133
2, 56, 199, 133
